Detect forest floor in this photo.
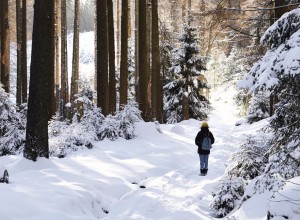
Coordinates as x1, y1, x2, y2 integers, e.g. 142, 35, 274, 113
0, 86, 270, 220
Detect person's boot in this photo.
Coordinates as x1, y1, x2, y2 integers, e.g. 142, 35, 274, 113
200, 169, 205, 176
204, 169, 208, 176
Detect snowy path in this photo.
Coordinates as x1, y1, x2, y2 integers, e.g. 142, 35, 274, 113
0, 87, 247, 220
101, 87, 243, 220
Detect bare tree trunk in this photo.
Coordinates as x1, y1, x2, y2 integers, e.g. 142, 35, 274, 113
61, 0, 69, 118
135, 0, 140, 104
24, 0, 54, 161
108, 0, 116, 114
16, 0, 22, 105
139, 0, 150, 121
0, 0, 10, 93
120, 0, 128, 108
151, 0, 162, 123
71, 0, 80, 101
146, 1, 151, 119
116, 0, 121, 68
96, 0, 109, 115
21, 0, 27, 103
55, 0, 60, 112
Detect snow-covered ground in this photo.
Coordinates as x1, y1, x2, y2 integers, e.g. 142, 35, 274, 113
5, 30, 300, 219
1, 85, 284, 220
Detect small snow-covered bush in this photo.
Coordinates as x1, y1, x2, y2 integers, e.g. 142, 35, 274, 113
49, 121, 94, 158
116, 102, 141, 139
226, 135, 268, 180
0, 86, 26, 156
49, 80, 103, 157
98, 115, 119, 141
210, 177, 245, 218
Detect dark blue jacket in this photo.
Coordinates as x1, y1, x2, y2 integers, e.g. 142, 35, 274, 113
195, 128, 215, 155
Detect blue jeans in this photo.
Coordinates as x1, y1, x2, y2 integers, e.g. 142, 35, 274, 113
199, 154, 209, 169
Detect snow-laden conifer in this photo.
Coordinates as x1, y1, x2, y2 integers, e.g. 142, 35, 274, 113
237, 6, 300, 199
0, 85, 26, 155
226, 135, 268, 180
116, 102, 141, 140
164, 18, 209, 123
210, 176, 245, 218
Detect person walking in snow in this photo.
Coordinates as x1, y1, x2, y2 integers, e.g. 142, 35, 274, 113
195, 122, 215, 176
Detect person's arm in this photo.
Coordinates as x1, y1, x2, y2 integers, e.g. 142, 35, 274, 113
209, 132, 215, 144
195, 132, 202, 146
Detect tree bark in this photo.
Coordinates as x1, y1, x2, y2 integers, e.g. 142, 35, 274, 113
116, 0, 120, 69
135, 0, 140, 104
120, 0, 128, 108
24, 0, 55, 161
16, 0, 22, 105
71, 0, 80, 101
55, 0, 60, 112
0, 0, 10, 93
21, 0, 27, 103
108, 0, 116, 113
96, 0, 109, 115
138, 0, 150, 121
151, 0, 163, 123
61, 0, 69, 118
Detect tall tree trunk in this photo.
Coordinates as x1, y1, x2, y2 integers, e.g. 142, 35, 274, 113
61, 0, 69, 118
151, 0, 162, 123
120, 0, 128, 108
135, 0, 140, 104
16, 0, 22, 105
146, 1, 151, 119
55, 0, 60, 112
71, 0, 80, 101
96, 0, 109, 115
24, 0, 54, 161
108, 0, 116, 114
116, 0, 121, 69
21, 0, 27, 103
138, 0, 150, 121
0, 0, 10, 93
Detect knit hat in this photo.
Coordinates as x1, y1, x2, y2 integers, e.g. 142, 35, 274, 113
201, 122, 209, 128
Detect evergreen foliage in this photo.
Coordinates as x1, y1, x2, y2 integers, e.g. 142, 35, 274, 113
98, 115, 119, 141
164, 21, 209, 123
246, 92, 270, 124
116, 102, 141, 140
0, 85, 26, 156
210, 176, 245, 218
266, 75, 300, 179
239, 7, 300, 182
235, 8, 300, 218
49, 81, 142, 157
226, 135, 268, 180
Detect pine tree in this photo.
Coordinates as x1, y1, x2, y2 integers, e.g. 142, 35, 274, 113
238, 7, 300, 188
210, 176, 245, 218
164, 19, 209, 123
